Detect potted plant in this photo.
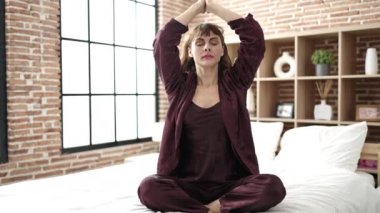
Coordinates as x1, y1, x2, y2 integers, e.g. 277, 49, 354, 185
311, 49, 334, 76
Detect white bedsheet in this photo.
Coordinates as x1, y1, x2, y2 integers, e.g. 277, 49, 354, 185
0, 153, 379, 213
265, 167, 380, 213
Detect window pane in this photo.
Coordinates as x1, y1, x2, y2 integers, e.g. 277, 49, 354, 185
137, 49, 155, 94
62, 40, 89, 94
91, 96, 115, 144
137, 0, 156, 6
136, 4, 155, 49
90, 44, 114, 94
90, 0, 113, 43
115, 0, 135, 47
138, 95, 155, 138
116, 96, 137, 141
61, 0, 88, 40
61, 0, 157, 151
115, 47, 136, 94
62, 96, 90, 148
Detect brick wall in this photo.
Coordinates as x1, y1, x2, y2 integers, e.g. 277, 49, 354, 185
0, 0, 158, 185
157, 0, 380, 120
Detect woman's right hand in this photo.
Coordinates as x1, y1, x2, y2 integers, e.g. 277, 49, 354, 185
196, 0, 206, 14
205, 0, 241, 22
174, 0, 207, 25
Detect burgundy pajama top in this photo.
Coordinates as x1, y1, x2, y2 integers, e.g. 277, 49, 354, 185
154, 14, 265, 177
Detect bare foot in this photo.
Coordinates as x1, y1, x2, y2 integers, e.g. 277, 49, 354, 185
205, 199, 221, 213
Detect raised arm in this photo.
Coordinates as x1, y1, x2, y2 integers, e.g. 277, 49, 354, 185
207, 0, 265, 90
229, 14, 265, 89
153, 1, 204, 98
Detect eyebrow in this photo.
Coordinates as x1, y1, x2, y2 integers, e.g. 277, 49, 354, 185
194, 36, 219, 42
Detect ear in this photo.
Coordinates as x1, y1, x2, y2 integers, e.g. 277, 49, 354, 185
188, 48, 193, 57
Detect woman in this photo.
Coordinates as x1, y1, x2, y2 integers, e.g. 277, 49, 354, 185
138, 1, 286, 212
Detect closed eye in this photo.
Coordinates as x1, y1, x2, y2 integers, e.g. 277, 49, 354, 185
195, 38, 205, 46
210, 38, 219, 45
194, 37, 220, 46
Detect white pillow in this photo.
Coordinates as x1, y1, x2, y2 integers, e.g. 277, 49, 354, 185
274, 122, 367, 172
152, 122, 165, 142
319, 122, 367, 171
251, 122, 284, 168
274, 125, 325, 171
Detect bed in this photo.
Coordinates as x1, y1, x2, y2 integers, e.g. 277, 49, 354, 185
0, 122, 379, 213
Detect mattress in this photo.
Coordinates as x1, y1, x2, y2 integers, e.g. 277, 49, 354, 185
0, 152, 379, 213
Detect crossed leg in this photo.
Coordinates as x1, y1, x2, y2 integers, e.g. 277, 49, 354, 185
138, 174, 286, 213
138, 175, 209, 213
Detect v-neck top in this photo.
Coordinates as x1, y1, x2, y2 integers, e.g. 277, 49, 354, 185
176, 102, 244, 183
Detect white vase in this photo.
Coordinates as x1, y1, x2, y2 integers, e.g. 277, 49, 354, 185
247, 86, 255, 114
314, 100, 332, 120
274, 52, 295, 78
365, 48, 378, 75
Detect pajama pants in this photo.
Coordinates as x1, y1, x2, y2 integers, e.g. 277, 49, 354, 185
138, 174, 286, 213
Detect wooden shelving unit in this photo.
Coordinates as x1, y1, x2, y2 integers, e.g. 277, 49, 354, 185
359, 143, 380, 186
228, 23, 380, 186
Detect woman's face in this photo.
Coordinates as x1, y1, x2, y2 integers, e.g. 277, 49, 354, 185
188, 31, 224, 69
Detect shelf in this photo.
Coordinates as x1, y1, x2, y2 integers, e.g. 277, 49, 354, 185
341, 74, 380, 79
250, 116, 258, 121
227, 25, 380, 181
227, 24, 380, 185
340, 121, 380, 127
258, 117, 294, 123
362, 143, 380, 155
258, 77, 294, 81
296, 119, 339, 125
297, 75, 338, 80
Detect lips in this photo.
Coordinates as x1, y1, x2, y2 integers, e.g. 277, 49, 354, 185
201, 54, 214, 59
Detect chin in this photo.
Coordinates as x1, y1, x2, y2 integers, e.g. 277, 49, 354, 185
199, 61, 219, 68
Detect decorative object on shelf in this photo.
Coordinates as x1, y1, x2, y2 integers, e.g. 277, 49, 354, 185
365, 48, 378, 75
358, 159, 378, 171
314, 80, 333, 120
246, 85, 255, 114
276, 102, 294, 118
314, 100, 333, 120
311, 49, 334, 76
356, 105, 380, 121
273, 51, 295, 78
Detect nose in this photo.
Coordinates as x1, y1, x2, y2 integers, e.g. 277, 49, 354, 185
204, 42, 211, 51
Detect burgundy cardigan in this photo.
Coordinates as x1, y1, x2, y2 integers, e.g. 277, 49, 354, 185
153, 14, 265, 177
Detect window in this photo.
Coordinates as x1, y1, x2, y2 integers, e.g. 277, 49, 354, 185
60, 0, 157, 152
0, 0, 8, 163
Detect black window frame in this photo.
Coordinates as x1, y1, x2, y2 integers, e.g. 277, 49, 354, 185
0, 0, 8, 163
60, 0, 158, 153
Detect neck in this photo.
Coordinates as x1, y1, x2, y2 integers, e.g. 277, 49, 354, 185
196, 66, 218, 87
